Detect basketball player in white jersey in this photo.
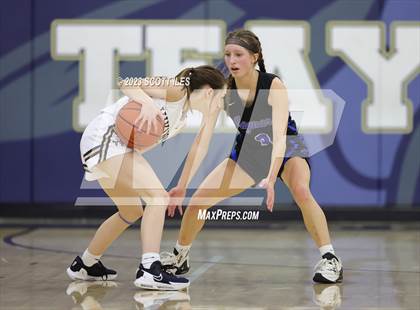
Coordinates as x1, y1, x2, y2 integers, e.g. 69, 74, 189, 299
66, 66, 226, 291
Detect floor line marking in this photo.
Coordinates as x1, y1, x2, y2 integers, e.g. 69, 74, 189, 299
189, 256, 224, 283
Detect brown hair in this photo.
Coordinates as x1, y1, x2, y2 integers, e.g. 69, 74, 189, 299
176, 65, 225, 116
224, 29, 266, 111
225, 29, 266, 73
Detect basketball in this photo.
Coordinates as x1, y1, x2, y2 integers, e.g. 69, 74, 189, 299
115, 100, 165, 150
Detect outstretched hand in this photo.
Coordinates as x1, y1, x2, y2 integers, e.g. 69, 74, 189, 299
167, 186, 187, 217
258, 178, 275, 212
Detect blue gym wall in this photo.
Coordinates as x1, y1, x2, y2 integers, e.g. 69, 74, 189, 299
0, 0, 419, 209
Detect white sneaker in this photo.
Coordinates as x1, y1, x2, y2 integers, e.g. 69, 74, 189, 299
134, 290, 190, 309
313, 253, 343, 283
161, 248, 190, 275
313, 284, 342, 309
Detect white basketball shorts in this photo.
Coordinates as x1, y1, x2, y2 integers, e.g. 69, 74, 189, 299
80, 112, 131, 181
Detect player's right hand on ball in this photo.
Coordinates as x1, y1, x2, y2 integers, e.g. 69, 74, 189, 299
134, 102, 163, 134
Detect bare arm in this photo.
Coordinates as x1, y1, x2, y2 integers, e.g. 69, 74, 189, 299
167, 92, 225, 216
266, 78, 288, 184
177, 108, 220, 189
119, 77, 185, 103
259, 78, 288, 211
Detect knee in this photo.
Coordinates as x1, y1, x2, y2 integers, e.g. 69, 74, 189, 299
148, 191, 170, 207
118, 207, 143, 223
290, 182, 312, 204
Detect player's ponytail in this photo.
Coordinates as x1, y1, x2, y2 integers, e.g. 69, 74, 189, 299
175, 67, 194, 100
257, 56, 266, 73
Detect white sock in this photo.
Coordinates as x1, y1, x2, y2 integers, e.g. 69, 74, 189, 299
175, 241, 191, 253
82, 249, 102, 267
319, 244, 335, 257
142, 252, 160, 269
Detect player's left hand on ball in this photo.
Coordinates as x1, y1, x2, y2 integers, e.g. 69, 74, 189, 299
167, 186, 186, 217
258, 178, 275, 212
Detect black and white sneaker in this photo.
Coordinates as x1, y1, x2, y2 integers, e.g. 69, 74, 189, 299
313, 253, 343, 284
66, 256, 117, 281
134, 261, 190, 291
161, 248, 190, 275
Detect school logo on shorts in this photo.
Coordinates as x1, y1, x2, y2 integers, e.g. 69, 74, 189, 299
254, 133, 272, 146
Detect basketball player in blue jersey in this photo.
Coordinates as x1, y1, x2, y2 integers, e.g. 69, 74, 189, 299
66, 66, 227, 290
162, 30, 343, 284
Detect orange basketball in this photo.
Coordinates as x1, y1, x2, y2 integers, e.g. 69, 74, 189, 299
115, 100, 165, 151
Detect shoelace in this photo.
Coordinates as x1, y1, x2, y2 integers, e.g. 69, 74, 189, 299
161, 252, 177, 265
315, 258, 339, 273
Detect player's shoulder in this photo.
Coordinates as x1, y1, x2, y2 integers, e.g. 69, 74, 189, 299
260, 72, 284, 89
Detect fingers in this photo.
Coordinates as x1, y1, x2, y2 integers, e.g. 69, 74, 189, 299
266, 199, 273, 212
168, 196, 178, 217
167, 202, 183, 217
167, 205, 176, 217
266, 189, 274, 212
136, 117, 146, 132
134, 116, 141, 128
146, 119, 152, 134
135, 104, 162, 134
136, 118, 156, 134
167, 204, 181, 217
167, 188, 185, 217
150, 119, 156, 134
156, 111, 164, 122
267, 200, 273, 212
